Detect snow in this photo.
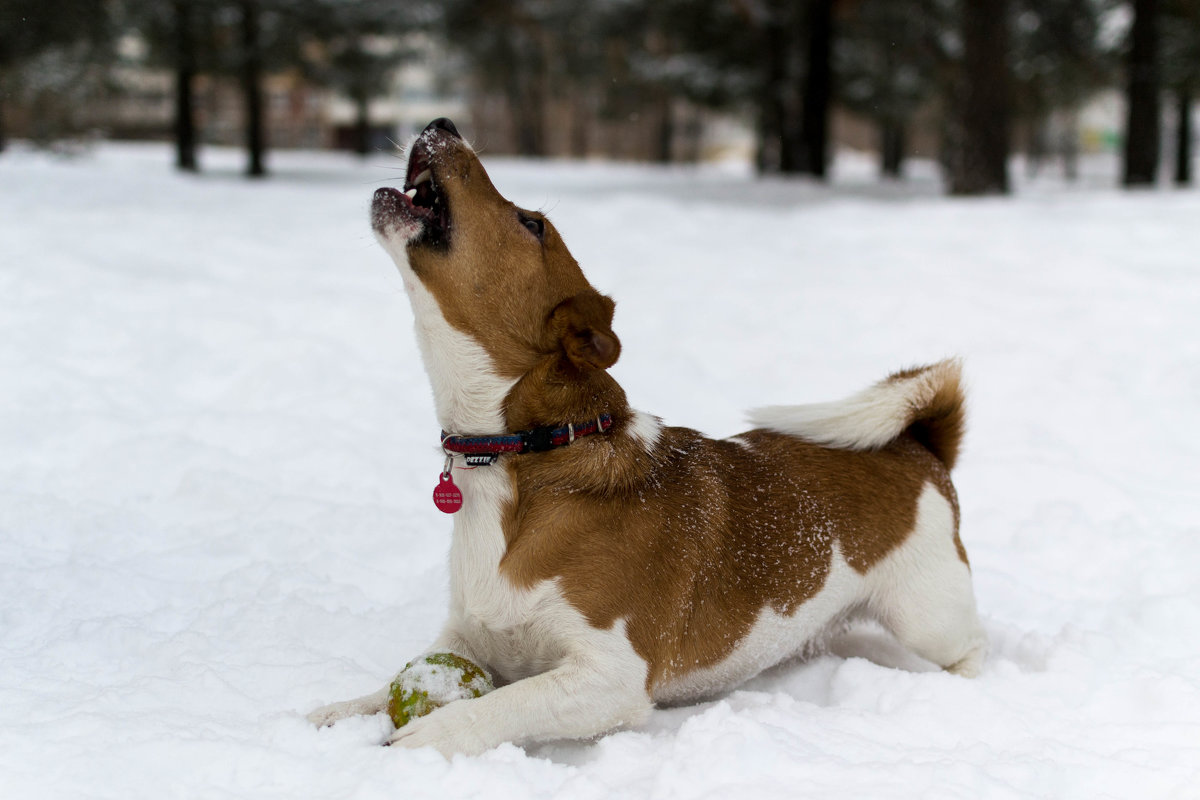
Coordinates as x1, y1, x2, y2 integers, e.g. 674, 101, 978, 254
2, 142, 1199, 799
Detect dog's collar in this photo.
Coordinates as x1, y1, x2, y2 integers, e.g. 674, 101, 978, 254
441, 414, 614, 466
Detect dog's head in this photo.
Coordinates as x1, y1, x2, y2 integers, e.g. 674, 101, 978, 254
372, 119, 620, 385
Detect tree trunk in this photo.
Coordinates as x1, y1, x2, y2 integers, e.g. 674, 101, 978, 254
1026, 114, 1048, 178
569, 91, 589, 158
1175, 87, 1192, 186
682, 105, 704, 164
353, 91, 370, 158
1062, 109, 1080, 182
1123, 0, 1160, 187
503, 40, 545, 157
757, 9, 788, 173
509, 83, 544, 157
880, 117, 905, 178
174, 0, 198, 172
240, 0, 266, 178
949, 0, 1011, 195
799, 0, 833, 179
654, 93, 674, 164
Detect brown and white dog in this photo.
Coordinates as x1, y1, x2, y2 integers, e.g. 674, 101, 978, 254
307, 118, 987, 756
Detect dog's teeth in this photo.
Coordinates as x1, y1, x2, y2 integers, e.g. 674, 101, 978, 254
413, 169, 432, 186
405, 188, 417, 198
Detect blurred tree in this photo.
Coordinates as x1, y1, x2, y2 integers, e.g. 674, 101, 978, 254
627, 0, 767, 164
1123, 0, 1161, 186
293, 0, 425, 158
837, 0, 949, 178
1010, 0, 1115, 181
797, 0, 833, 177
172, 1, 200, 171
634, 0, 837, 176
1163, 0, 1200, 185
442, 0, 658, 160
748, 0, 837, 177
209, 0, 310, 177
592, 0, 683, 161
124, 0, 218, 171
0, 0, 117, 152
440, 0, 551, 156
947, 0, 1012, 194
237, 0, 266, 176
130, 0, 286, 176
435, 0, 839, 171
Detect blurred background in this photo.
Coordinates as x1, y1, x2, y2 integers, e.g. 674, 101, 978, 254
3, 6, 1200, 794
0, 0, 1196, 191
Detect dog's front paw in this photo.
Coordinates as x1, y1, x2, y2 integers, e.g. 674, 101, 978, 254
306, 687, 390, 728
306, 700, 358, 728
385, 700, 494, 757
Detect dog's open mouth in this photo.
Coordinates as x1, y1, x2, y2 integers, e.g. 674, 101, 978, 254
371, 124, 454, 247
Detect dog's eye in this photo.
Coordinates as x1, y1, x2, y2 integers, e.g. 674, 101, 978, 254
519, 213, 544, 240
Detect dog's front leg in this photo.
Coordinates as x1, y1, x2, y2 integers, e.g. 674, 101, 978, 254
306, 626, 486, 728
384, 652, 653, 757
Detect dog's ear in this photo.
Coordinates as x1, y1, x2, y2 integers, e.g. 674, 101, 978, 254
547, 291, 621, 371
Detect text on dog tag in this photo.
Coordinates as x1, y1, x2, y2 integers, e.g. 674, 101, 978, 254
433, 473, 463, 514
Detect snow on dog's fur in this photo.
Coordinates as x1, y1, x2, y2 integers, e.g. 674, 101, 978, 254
307, 119, 987, 756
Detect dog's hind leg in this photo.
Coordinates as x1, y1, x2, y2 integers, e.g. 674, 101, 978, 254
865, 484, 988, 678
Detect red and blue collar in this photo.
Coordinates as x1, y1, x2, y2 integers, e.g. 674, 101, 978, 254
441, 414, 614, 466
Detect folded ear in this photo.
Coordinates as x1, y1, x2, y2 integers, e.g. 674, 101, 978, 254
547, 291, 621, 371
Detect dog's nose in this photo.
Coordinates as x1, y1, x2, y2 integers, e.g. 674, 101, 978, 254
425, 118, 461, 138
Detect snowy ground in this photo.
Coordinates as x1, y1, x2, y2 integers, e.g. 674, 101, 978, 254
2, 141, 1198, 799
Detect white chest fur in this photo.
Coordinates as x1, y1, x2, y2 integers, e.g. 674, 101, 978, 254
402, 274, 514, 435
444, 465, 562, 679
397, 263, 635, 683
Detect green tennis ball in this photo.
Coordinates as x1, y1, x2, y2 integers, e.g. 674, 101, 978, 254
386, 652, 495, 729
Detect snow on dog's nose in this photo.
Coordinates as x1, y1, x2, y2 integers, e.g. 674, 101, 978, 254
371, 121, 462, 246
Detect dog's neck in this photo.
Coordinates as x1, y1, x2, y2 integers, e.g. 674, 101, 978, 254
401, 262, 630, 439
408, 294, 629, 440
406, 276, 516, 434
503, 358, 629, 434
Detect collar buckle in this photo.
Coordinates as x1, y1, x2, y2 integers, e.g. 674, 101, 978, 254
521, 426, 556, 453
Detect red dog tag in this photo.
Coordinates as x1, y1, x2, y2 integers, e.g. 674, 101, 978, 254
433, 472, 463, 514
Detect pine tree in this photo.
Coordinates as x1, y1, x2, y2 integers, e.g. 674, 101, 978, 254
1163, 0, 1200, 185
1010, 0, 1113, 181
1123, 0, 1161, 186
0, 0, 116, 151
293, 0, 425, 158
948, 0, 1013, 195
837, 0, 948, 178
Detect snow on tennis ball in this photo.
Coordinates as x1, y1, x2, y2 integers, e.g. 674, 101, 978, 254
386, 652, 495, 728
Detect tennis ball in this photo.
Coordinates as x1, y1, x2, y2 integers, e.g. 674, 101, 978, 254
386, 652, 494, 729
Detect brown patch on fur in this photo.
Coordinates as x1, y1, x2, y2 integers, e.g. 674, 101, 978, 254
548, 293, 621, 371
890, 362, 967, 471
886, 362, 968, 565
498, 419, 956, 690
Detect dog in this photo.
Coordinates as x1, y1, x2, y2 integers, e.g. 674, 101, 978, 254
307, 117, 987, 756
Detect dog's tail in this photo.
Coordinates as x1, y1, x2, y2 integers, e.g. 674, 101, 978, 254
747, 358, 966, 470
